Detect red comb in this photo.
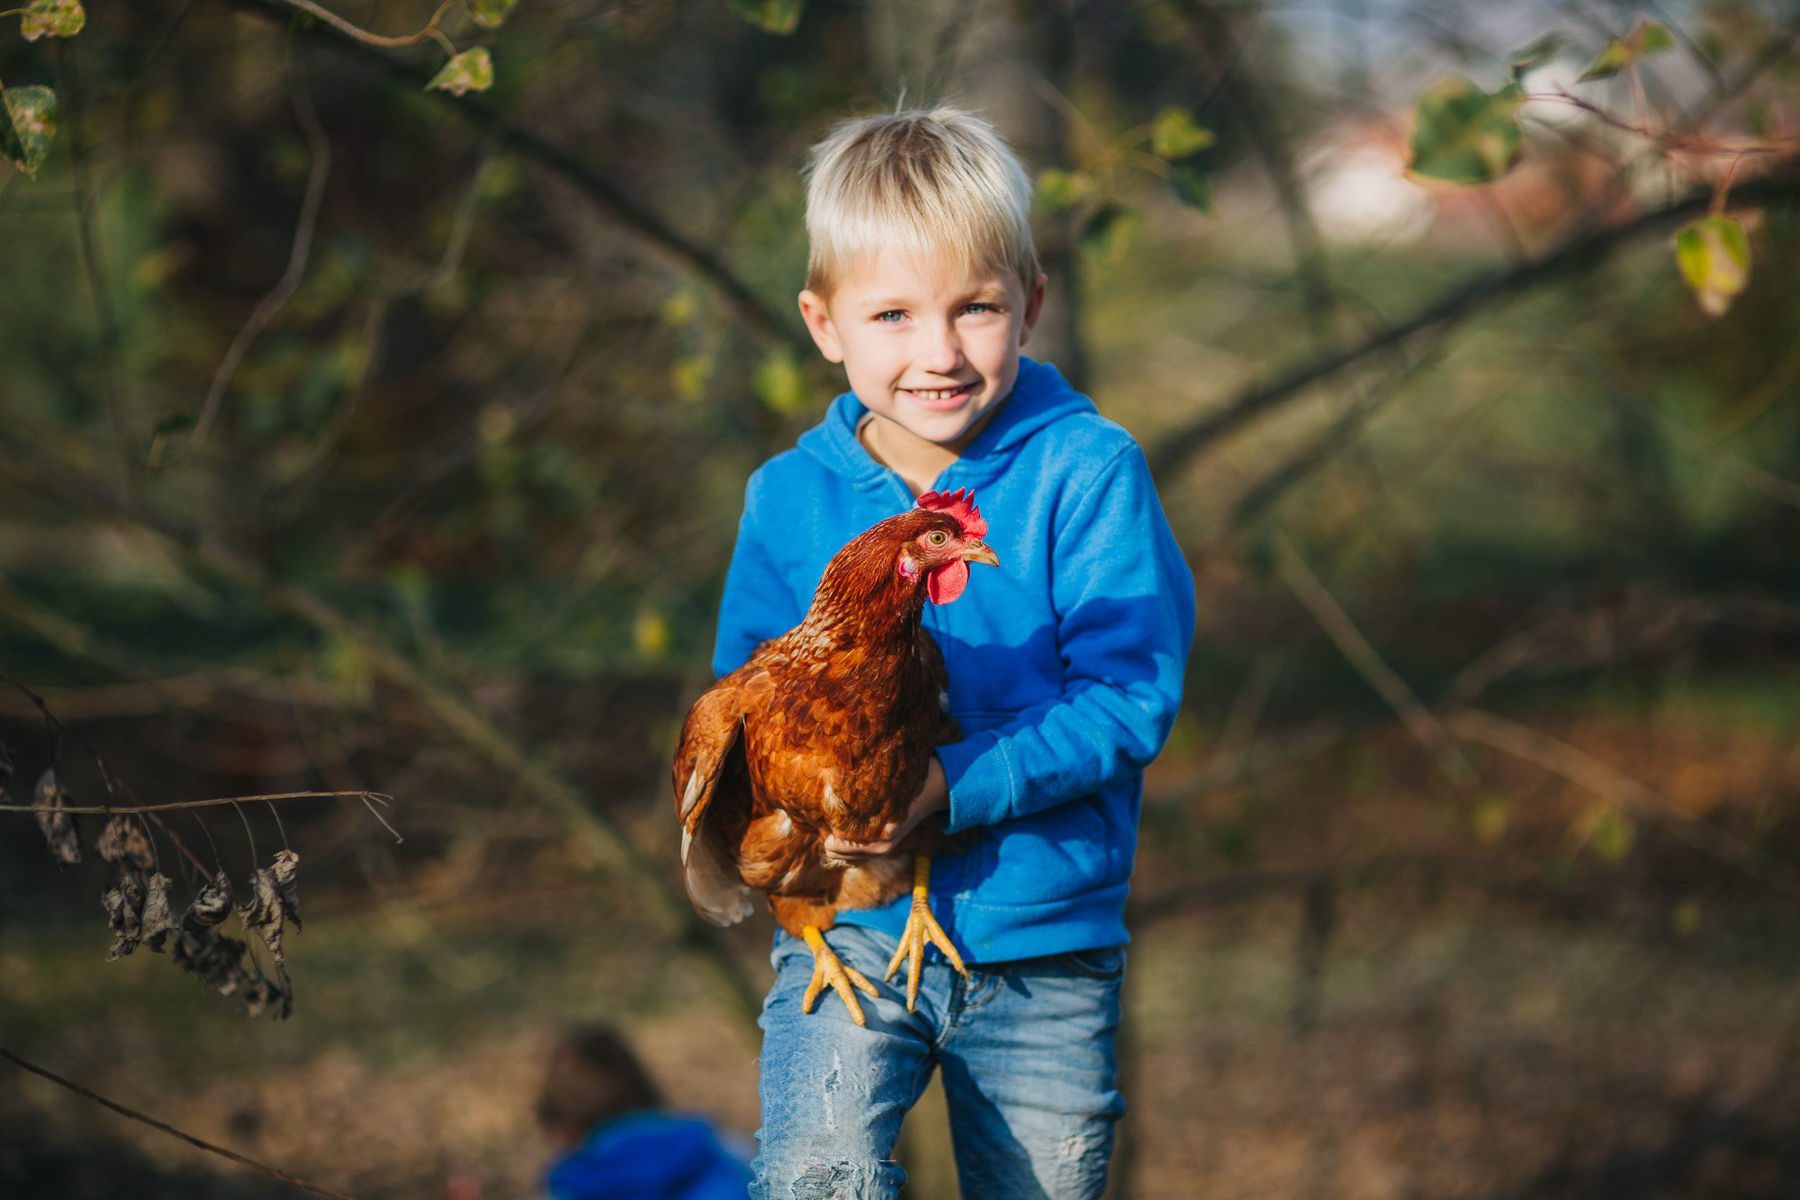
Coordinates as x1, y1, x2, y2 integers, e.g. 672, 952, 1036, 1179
916, 489, 987, 539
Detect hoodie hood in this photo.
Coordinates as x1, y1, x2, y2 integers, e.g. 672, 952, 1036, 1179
798, 357, 1097, 491
544, 1113, 748, 1200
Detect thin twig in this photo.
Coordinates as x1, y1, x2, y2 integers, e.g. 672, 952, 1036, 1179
280, 0, 458, 55
0, 1048, 360, 1200
0, 788, 393, 816
1443, 708, 1800, 894
183, 44, 332, 459
1148, 170, 1800, 478
219, 0, 807, 353
1272, 530, 1478, 790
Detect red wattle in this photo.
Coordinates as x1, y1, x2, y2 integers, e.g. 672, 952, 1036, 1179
926, 560, 968, 604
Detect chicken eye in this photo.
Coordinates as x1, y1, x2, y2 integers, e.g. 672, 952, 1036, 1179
926, 530, 949, 547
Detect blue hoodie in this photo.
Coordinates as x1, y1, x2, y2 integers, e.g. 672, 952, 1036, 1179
544, 1112, 751, 1200
712, 358, 1196, 963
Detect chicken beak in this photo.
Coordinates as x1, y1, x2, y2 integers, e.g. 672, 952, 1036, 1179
961, 539, 1000, 568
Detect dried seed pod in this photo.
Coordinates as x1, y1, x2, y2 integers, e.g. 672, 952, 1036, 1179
270, 849, 302, 931
95, 815, 155, 871
240, 971, 293, 1020
238, 867, 286, 964
102, 867, 147, 960
172, 928, 251, 997
141, 873, 178, 953
182, 870, 233, 931
33, 768, 80, 865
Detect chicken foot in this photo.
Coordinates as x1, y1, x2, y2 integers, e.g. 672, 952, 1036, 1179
883, 856, 968, 1011
801, 925, 880, 1026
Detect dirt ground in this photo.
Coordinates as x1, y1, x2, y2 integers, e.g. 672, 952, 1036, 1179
4, 705, 1798, 1199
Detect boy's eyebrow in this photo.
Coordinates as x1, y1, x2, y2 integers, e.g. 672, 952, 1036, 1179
854, 283, 1010, 309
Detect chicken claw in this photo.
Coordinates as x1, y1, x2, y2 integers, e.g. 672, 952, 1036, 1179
801, 925, 879, 1026
883, 856, 968, 1011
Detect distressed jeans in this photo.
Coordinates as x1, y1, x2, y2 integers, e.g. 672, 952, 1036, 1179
751, 924, 1126, 1200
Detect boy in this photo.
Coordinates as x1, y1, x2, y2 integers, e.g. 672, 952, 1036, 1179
712, 109, 1194, 1199
535, 1024, 752, 1200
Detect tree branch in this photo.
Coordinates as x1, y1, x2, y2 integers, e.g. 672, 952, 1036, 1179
1147, 169, 1800, 479
1, 1047, 362, 1200
214, 0, 808, 354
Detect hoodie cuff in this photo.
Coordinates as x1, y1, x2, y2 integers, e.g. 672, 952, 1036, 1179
937, 734, 1016, 833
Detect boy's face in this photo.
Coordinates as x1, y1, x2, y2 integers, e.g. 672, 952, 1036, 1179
798, 250, 1046, 456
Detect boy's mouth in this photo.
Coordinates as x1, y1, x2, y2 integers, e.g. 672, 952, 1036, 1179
901, 381, 977, 410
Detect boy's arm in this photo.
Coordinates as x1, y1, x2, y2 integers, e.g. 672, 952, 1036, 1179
710, 474, 804, 678
936, 444, 1196, 833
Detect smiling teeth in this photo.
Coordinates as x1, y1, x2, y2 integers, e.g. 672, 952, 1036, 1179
910, 388, 964, 400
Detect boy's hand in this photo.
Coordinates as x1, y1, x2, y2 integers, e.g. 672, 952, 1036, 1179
824, 756, 949, 860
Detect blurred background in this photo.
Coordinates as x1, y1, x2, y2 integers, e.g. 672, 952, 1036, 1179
3, 0, 1799, 1196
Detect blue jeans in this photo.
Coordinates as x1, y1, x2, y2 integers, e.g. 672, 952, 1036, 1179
752, 924, 1126, 1200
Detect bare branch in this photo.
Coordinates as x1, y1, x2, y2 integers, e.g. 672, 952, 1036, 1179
0, 788, 391, 817
1, 1047, 361, 1200
184, 47, 332, 459
218, 0, 809, 355
1272, 530, 1478, 790
1148, 169, 1800, 479
1444, 709, 1800, 894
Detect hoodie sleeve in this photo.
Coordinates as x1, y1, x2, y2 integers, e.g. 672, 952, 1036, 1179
935, 443, 1195, 831
711, 471, 804, 678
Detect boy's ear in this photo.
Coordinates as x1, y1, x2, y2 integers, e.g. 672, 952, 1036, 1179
1018, 273, 1048, 347
797, 290, 845, 364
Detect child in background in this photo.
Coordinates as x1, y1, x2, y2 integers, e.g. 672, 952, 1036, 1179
711, 109, 1195, 1198
535, 1024, 750, 1200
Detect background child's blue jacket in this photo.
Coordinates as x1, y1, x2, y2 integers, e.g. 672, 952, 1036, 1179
712, 358, 1195, 963
544, 1111, 751, 1200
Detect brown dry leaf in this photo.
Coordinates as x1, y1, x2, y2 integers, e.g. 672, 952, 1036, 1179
33, 768, 80, 865
270, 848, 302, 931
172, 928, 251, 996
101, 867, 146, 960
95, 814, 155, 870
182, 870, 233, 930
238, 866, 285, 963
240, 970, 293, 1020
141, 872, 178, 953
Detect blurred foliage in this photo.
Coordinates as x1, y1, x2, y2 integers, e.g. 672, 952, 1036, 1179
3, 0, 1800, 1194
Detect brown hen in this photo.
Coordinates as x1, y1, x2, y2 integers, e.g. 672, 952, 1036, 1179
673, 489, 998, 1025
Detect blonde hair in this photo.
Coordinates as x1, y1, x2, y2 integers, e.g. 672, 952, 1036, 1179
803, 108, 1039, 295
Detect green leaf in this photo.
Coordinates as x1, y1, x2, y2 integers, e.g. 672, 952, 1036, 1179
1508, 32, 1565, 82
754, 349, 808, 416
728, 0, 802, 35
1406, 77, 1524, 186
1471, 794, 1510, 843
0, 85, 58, 179
464, 0, 517, 29
1150, 105, 1215, 161
1078, 201, 1140, 261
426, 47, 494, 96
1589, 807, 1634, 864
20, 0, 84, 40
1579, 20, 1675, 82
1674, 214, 1750, 317
1166, 165, 1212, 212
146, 411, 198, 469
1034, 168, 1094, 216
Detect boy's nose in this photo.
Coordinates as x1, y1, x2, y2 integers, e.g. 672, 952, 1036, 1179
917, 320, 965, 371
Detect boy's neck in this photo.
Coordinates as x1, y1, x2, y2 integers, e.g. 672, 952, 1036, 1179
856, 404, 1003, 496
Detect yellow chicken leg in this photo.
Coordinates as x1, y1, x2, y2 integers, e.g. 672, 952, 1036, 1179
801, 925, 879, 1026
883, 856, 968, 1011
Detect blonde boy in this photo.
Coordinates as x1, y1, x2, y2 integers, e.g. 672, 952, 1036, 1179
712, 108, 1194, 1198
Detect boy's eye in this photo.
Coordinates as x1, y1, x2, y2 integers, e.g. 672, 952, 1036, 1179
874, 310, 904, 323
965, 302, 994, 315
